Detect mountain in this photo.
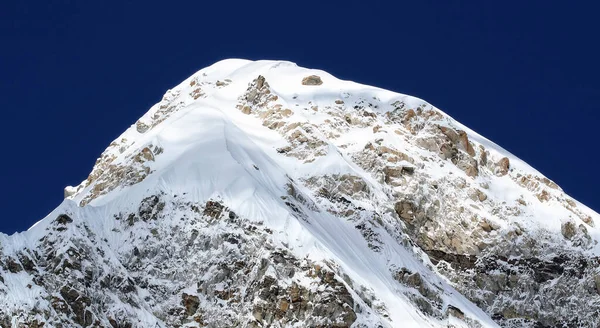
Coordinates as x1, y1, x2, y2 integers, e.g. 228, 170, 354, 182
1, 59, 599, 328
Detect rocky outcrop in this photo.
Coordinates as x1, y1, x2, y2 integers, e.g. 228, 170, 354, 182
0, 198, 367, 327
182, 293, 200, 317
79, 143, 163, 206
496, 157, 510, 176
135, 121, 150, 134
301, 75, 323, 85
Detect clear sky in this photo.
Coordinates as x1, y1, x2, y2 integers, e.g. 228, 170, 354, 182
1, 1, 599, 234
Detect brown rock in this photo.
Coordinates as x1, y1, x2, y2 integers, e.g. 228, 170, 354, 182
457, 130, 476, 157
395, 201, 416, 222
439, 126, 459, 143
497, 157, 510, 176
541, 177, 559, 189
561, 221, 577, 240
383, 166, 403, 183
440, 143, 458, 160
136, 121, 150, 134
405, 272, 423, 289
301, 75, 323, 86
403, 109, 416, 124
139, 147, 155, 162
476, 189, 487, 202
537, 190, 550, 202
447, 305, 465, 320
480, 221, 493, 232
191, 88, 203, 99
458, 156, 479, 177
203, 200, 225, 219
256, 75, 266, 89
279, 300, 289, 312
182, 293, 200, 316
479, 145, 488, 166
376, 146, 413, 163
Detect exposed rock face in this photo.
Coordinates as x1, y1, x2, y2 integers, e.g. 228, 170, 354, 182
0, 199, 364, 327
4, 59, 600, 328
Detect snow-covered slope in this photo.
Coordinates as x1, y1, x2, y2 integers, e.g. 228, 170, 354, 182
1, 59, 599, 328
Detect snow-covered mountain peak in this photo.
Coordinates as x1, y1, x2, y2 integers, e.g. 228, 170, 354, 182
3, 59, 600, 327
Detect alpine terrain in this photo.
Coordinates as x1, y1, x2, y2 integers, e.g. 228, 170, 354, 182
2, 59, 600, 328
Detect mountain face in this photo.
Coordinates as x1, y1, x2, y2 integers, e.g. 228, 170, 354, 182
1, 59, 599, 328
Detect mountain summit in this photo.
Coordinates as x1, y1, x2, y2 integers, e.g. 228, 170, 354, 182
2, 59, 599, 327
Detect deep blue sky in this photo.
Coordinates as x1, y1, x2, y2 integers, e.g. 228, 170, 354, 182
1, 1, 599, 234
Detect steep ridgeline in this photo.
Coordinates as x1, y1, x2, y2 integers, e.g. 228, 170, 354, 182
1, 59, 599, 328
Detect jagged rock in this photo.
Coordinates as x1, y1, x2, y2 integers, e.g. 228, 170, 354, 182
469, 189, 487, 202
477, 189, 487, 201
383, 166, 404, 184
496, 157, 510, 176
457, 154, 479, 177
60, 286, 93, 326
138, 195, 164, 221
479, 145, 488, 166
203, 200, 225, 219
480, 220, 493, 232
448, 305, 465, 320
182, 293, 200, 316
561, 221, 577, 239
457, 130, 475, 157
439, 126, 460, 143
5, 257, 22, 273
136, 121, 150, 133
56, 214, 73, 225
18, 254, 36, 273
395, 201, 416, 222
301, 75, 323, 85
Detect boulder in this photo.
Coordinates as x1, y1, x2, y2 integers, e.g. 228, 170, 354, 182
395, 201, 416, 222
561, 221, 577, 240
56, 214, 73, 225
496, 157, 510, 176
136, 121, 150, 134
301, 75, 323, 86
457, 130, 476, 157
182, 293, 200, 316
